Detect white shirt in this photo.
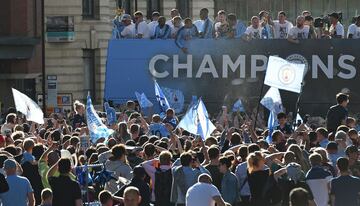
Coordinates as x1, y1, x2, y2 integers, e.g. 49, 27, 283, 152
147, 21, 158, 37
347, 23, 360, 39
186, 182, 221, 206
121, 23, 135, 39
244, 26, 262, 39
135, 21, 150, 38
166, 20, 184, 28
288, 26, 310, 39
273, 20, 293, 39
194, 20, 204, 32
170, 25, 181, 38
329, 22, 344, 38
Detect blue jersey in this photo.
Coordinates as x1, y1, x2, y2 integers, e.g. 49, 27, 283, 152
175, 25, 199, 48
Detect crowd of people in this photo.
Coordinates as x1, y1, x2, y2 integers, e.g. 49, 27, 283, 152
112, 8, 360, 49
0, 91, 360, 206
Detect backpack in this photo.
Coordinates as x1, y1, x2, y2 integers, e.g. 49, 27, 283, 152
154, 167, 172, 206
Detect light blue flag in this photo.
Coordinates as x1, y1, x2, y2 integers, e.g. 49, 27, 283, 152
162, 87, 184, 114
266, 110, 276, 144
87, 94, 114, 143
178, 99, 216, 140
135, 92, 153, 108
154, 81, 170, 114
104, 102, 116, 125
232, 99, 245, 112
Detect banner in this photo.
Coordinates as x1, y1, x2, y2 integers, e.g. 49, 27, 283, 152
105, 39, 360, 116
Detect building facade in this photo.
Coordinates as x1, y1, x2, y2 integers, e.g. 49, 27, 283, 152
0, 0, 42, 113
39, 0, 358, 111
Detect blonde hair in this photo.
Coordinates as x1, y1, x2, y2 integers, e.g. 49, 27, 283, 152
287, 144, 310, 172
247, 151, 265, 174
73, 100, 85, 113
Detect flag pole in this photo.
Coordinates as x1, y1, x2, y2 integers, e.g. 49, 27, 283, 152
253, 71, 266, 131
293, 82, 304, 127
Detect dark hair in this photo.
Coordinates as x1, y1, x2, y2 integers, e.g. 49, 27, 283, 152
277, 112, 287, 120
309, 153, 322, 166
336, 93, 349, 104
70, 136, 80, 146
219, 156, 232, 168
110, 144, 126, 160
258, 10, 268, 19
33, 144, 45, 161
144, 143, 156, 157
180, 152, 193, 166
278, 11, 286, 16
41, 188, 53, 201
227, 13, 237, 21
200, 8, 209, 14
238, 146, 248, 162
336, 125, 349, 133
51, 130, 62, 142
305, 15, 314, 21
58, 158, 71, 174
6, 113, 16, 124
130, 124, 140, 134
336, 157, 349, 172
99, 190, 113, 204
207, 146, 220, 160
316, 127, 328, 138
248, 143, 260, 153
230, 132, 242, 145
138, 135, 149, 146
0, 155, 8, 168
85, 147, 97, 160
289, 188, 309, 206
272, 130, 283, 143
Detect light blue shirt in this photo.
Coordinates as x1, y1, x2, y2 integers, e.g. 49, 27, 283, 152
0, 175, 33, 206
148, 123, 169, 137
235, 162, 251, 196
175, 25, 199, 48
153, 24, 171, 39
221, 170, 238, 204
319, 138, 329, 148
21, 151, 35, 164
199, 18, 214, 39
234, 21, 247, 38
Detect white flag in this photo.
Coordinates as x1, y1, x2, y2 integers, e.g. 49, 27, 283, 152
12, 88, 44, 124
264, 56, 305, 93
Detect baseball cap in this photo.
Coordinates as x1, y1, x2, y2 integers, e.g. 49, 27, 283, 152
3, 159, 17, 170
121, 14, 132, 21
335, 131, 347, 141
329, 12, 339, 19
0, 135, 5, 143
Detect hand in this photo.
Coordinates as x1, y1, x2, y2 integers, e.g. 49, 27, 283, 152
181, 47, 188, 53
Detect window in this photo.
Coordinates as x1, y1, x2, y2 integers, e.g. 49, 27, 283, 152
83, 49, 97, 100
82, 0, 100, 20
176, 0, 192, 18
146, 0, 163, 20
117, 0, 135, 15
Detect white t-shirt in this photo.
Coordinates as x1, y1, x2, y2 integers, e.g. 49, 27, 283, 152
147, 21, 158, 37
288, 26, 310, 39
244, 26, 262, 39
329, 22, 344, 38
135, 21, 150, 38
186, 182, 221, 206
273, 20, 293, 39
347, 24, 360, 39
121, 23, 135, 38
170, 25, 181, 38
